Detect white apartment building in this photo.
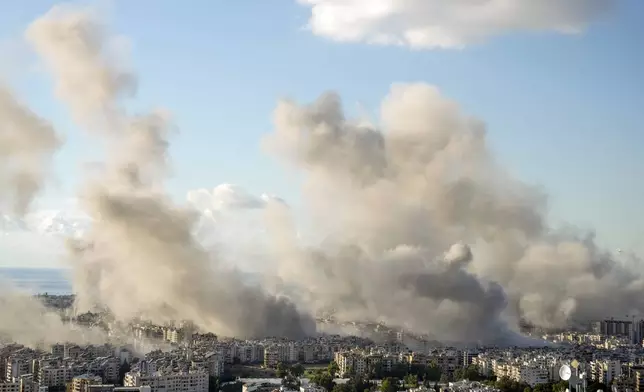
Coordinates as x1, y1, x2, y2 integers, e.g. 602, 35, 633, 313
263, 348, 280, 369
517, 365, 550, 387
591, 360, 622, 385
124, 371, 208, 392
6, 358, 32, 382
335, 353, 366, 377
37, 366, 74, 388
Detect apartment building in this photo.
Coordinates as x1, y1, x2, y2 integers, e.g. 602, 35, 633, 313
7, 357, 35, 382
0, 382, 20, 392
517, 365, 550, 387
38, 366, 74, 388
263, 348, 280, 369
591, 360, 622, 385
124, 370, 208, 392
71, 375, 103, 392
633, 367, 644, 392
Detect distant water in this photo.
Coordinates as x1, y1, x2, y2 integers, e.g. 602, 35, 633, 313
0, 268, 72, 295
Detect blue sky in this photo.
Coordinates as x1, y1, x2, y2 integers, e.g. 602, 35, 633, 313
1, 0, 643, 265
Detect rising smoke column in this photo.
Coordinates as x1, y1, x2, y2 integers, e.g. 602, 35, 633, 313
0, 85, 61, 215
263, 83, 644, 342
0, 68, 108, 348
26, 4, 315, 339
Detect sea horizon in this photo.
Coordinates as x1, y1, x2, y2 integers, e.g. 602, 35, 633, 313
0, 267, 72, 295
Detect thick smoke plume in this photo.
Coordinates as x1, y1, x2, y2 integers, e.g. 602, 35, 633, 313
0, 283, 107, 348
262, 84, 644, 343
0, 85, 61, 215
0, 69, 77, 348
26, 5, 314, 339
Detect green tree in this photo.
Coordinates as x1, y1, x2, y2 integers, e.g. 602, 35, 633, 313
389, 364, 408, 379
524, 387, 532, 392
208, 377, 219, 392
291, 363, 306, 378
277, 362, 290, 378
381, 378, 399, 392
453, 368, 464, 381
282, 375, 301, 390
333, 383, 355, 392
494, 376, 530, 392
311, 370, 336, 392
462, 365, 483, 381
369, 362, 384, 379
553, 381, 570, 392
404, 374, 419, 388
220, 382, 242, 392
425, 363, 441, 382
352, 376, 374, 392
328, 362, 340, 377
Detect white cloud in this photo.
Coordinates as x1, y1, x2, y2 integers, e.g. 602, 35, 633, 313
186, 184, 285, 213
0, 185, 284, 268
297, 0, 614, 49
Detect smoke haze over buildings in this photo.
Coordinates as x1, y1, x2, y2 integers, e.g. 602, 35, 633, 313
0, 2, 641, 347
261, 84, 644, 342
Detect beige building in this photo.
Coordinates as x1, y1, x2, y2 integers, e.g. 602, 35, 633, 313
124, 371, 208, 392
72, 375, 103, 392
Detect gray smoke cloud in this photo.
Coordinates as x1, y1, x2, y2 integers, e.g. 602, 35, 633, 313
0, 282, 108, 348
262, 83, 644, 343
6, 3, 637, 346
26, 4, 314, 339
0, 63, 110, 349
0, 85, 61, 215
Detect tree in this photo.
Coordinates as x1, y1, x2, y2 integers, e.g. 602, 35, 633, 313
352, 375, 373, 392
220, 382, 242, 392
553, 381, 570, 392
425, 363, 441, 382
282, 375, 301, 391
381, 378, 399, 392
311, 370, 336, 392
291, 363, 306, 378
404, 374, 419, 388
494, 376, 530, 392
439, 373, 450, 384
389, 364, 408, 379
524, 387, 532, 392
333, 383, 355, 392
328, 362, 340, 377
462, 365, 484, 381
208, 377, 220, 392
277, 362, 289, 378
369, 362, 384, 380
